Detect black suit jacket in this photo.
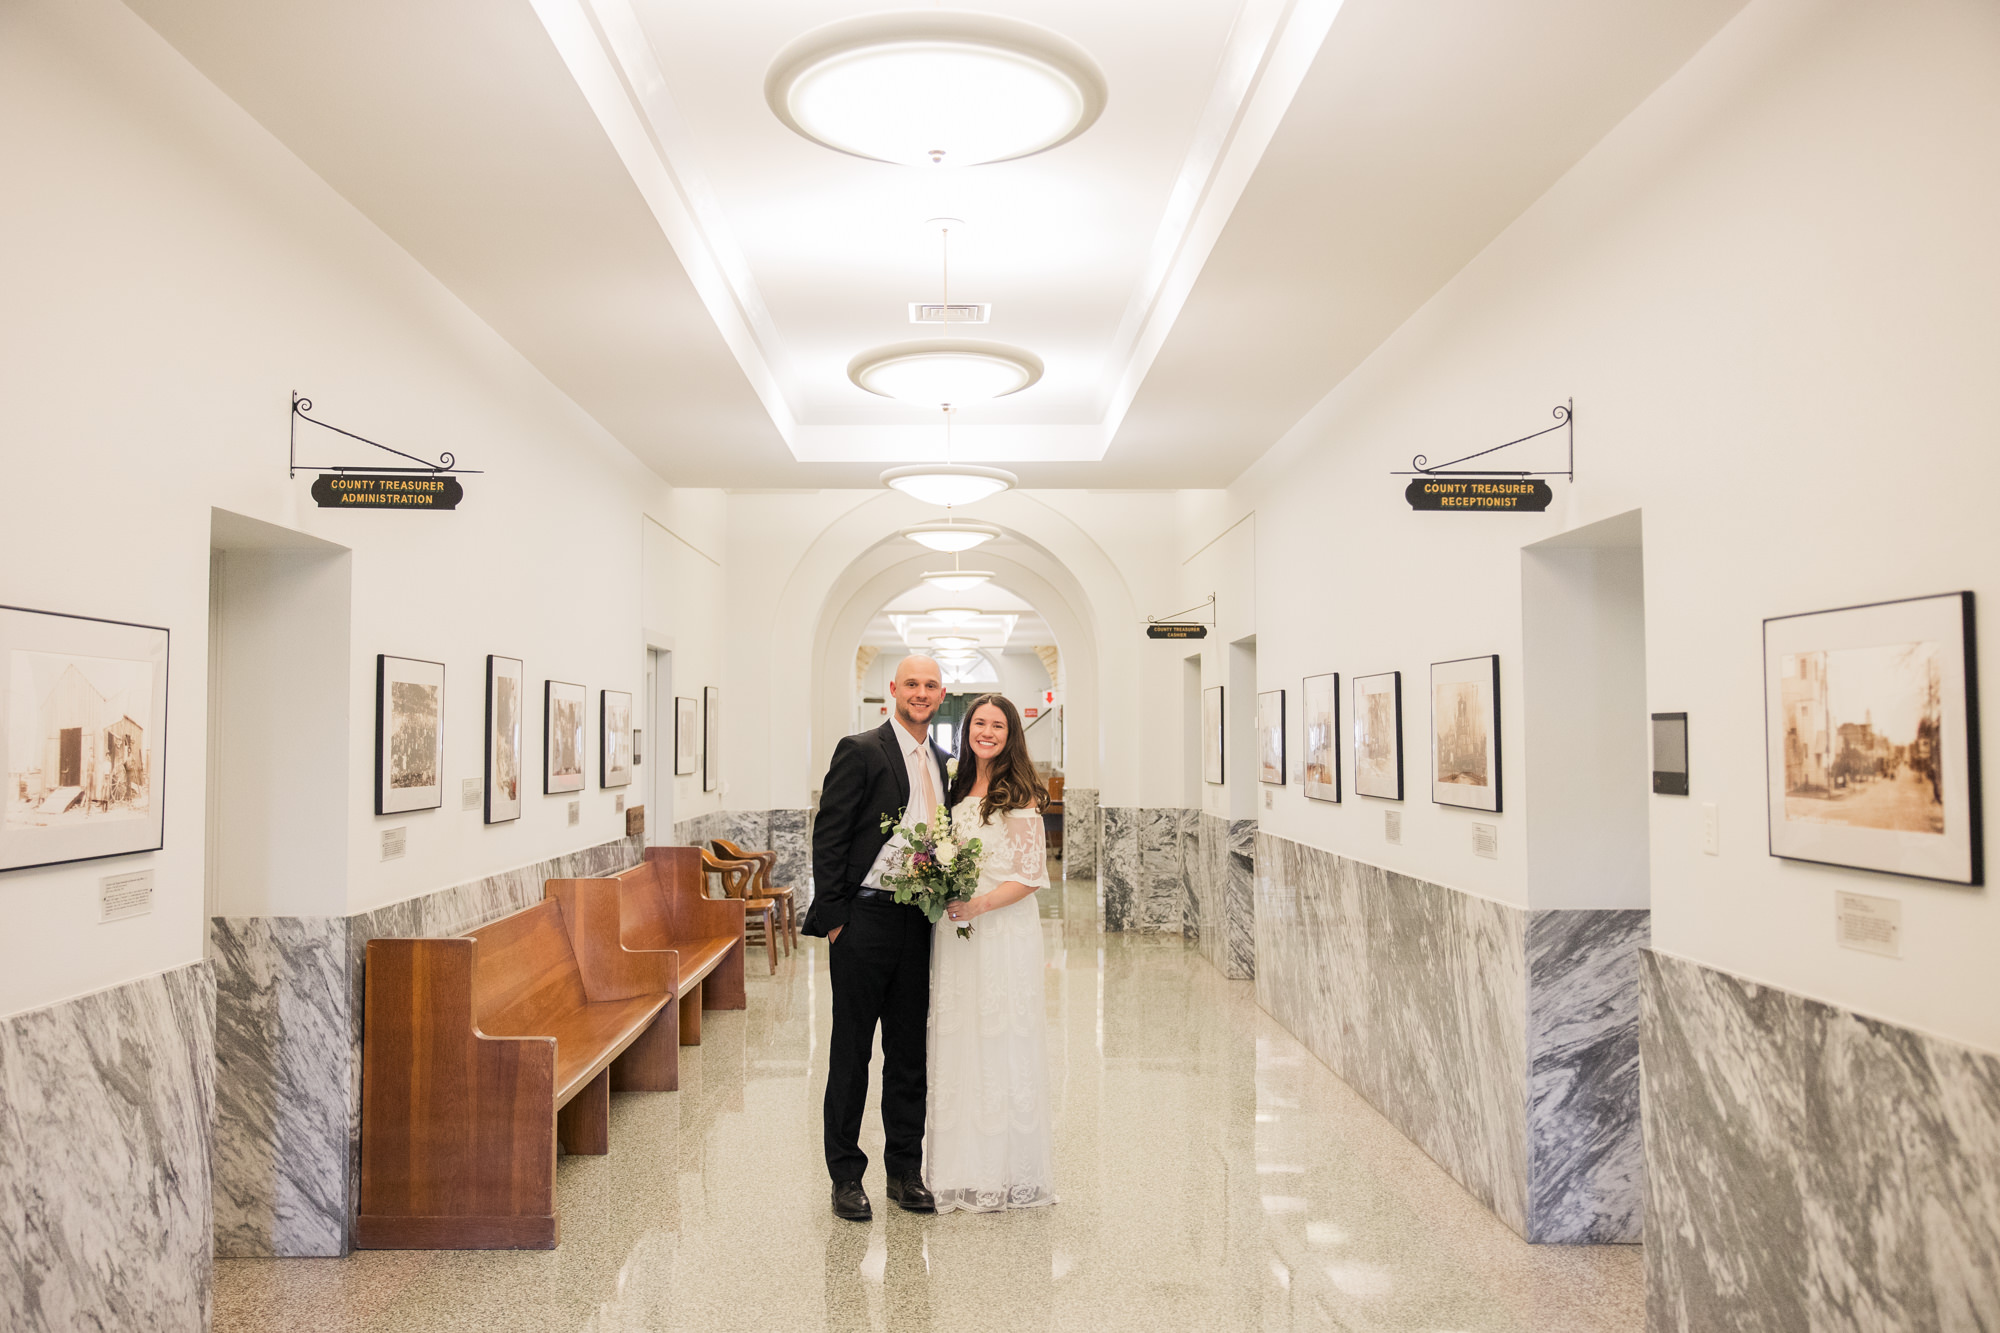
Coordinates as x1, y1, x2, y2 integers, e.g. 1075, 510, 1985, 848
803, 720, 951, 937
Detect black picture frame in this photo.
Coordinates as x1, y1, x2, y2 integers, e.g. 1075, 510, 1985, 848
600, 689, 633, 790
1431, 655, 1502, 812
1763, 590, 1981, 885
1258, 689, 1286, 786
1202, 684, 1224, 784
703, 685, 721, 793
0, 604, 171, 873
1651, 712, 1689, 796
1302, 672, 1341, 803
544, 679, 586, 795
375, 654, 445, 816
1352, 670, 1403, 801
484, 655, 523, 824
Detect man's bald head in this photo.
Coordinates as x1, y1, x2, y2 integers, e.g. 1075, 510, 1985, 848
888, 654, 946, 738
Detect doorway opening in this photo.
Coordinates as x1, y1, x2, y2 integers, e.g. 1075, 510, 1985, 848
1521, 509, 1650, 909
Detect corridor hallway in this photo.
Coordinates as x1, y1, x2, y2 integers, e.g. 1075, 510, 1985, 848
216, 872, 1642, 1333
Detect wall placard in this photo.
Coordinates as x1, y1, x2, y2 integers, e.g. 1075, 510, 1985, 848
1405, 478, 1552, 511
310, 474, 464, 510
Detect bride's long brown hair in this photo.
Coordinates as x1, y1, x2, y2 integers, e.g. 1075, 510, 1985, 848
947, 693, 1047, 821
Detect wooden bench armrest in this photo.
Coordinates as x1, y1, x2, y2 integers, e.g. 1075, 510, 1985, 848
546, 877, 678, 1002
360, 938, 557, 1243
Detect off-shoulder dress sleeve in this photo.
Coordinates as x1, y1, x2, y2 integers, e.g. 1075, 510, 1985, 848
991, 806, 1050, 890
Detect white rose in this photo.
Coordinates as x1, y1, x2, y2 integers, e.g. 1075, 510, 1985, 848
935, 839, 959, 862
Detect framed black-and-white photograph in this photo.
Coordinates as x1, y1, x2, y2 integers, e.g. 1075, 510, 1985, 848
702, 686, 721, 793
1202, 684, 1224, 785
601, 689, 633, 789
1353, 671, 1403, 801
1258, 689, 1286, 786
632, 728, 643, 765
1432, 655, 1501, 812
1, 605, 169, 873
675, 696, 699, 776
1652, 712, 1689, 796
1764, 591, 1981, 885
1302, 673, 1340, 802
544, 679, 586, 795
376, 655, 444, 816
484, 655, 523, 824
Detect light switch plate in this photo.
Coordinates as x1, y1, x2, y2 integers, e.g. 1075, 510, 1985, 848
1701, 803, 1719, 855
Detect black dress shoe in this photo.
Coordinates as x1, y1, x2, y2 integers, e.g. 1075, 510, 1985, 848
885, 1175, 936, 1213
832, 1180, 872, 1222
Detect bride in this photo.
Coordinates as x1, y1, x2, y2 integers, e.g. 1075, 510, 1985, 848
925, 693, 1057, 1213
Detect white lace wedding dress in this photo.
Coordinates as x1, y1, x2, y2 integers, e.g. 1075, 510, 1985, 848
924, 798, 1057, 1213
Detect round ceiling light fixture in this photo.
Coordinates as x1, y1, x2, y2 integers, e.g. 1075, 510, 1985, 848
850, 341, 1042, 404
925, 607, 981, 625
881, 464, 1016, 507
928, 635, 979, 650
902, 522, 1000, 552
921, 569, 995, 592
765, 11, 1107, 168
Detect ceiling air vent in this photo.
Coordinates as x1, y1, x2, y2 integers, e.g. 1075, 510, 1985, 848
909, 303, 991, 324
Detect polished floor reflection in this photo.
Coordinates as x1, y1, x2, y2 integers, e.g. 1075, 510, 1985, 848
215, 874, 1642, 1332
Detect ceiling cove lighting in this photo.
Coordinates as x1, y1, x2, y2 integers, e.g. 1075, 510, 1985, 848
881, 464, 1016, 507
850, 341, 1042, 403
903, 522, 1001, 552
922, 570, 995, 592
765, 11, 1108, 168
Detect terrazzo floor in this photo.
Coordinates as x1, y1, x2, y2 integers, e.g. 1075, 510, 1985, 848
215, 869, 1643, 1332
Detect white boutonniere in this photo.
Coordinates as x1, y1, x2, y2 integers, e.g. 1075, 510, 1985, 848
946, 756, 959, 783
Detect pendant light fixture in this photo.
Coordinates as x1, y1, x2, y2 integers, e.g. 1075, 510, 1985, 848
902, 521, 1001, 552
925, 607, 981, 625
765, 10, 1107, 168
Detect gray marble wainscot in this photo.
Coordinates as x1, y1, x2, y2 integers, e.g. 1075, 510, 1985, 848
1526, 909, 1647, 1243
211, 916, 349, 1257
1062, 786, 1098, 879
1253, 832, 1532, 1236
1223, 818, 1256, 980
1641, 949, 2000, 1332
0, 960, 215, 1332
768, 808, 811, 906
1098, 806, 1139, 930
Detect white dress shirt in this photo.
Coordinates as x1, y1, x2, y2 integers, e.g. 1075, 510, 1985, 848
862, 721, 947, 888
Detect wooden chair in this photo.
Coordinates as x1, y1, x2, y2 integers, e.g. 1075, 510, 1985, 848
709, 837, 798, 953
700, 849, 781, 974
358, 887, 676, 1250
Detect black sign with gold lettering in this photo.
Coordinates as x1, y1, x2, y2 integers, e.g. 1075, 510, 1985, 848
1146, 624, 1209, 640
311, 474, 464, 510
1405, 478, 1552, 512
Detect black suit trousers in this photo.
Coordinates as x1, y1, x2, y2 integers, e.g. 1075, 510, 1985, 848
824, 893, 933, 1183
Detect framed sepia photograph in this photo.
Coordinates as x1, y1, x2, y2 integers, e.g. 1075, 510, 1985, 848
702, 685, 721, 793
1764, 591, 1981, 884
544, 679, 586, 795
1, 605, 169, 873
601, 689, 633, 789
376, 655, 444, 816
675, 696, 699, 776
1432, 655, 1501, 812
484, 655, 523, 824
1353, 671, 1403, 801
1202, 684, 1224, 784
1258, 689, 1286, 785
1302, 673, 1340, 802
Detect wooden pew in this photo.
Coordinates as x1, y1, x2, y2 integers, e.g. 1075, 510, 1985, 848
606, 845, 746, 1046
357, 886, 675, 1250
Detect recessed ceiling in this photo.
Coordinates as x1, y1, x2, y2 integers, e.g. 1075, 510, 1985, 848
125, 0, 1747, 488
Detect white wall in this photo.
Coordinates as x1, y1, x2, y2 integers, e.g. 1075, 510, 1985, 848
643, 494, 727, 827
0, 0, 711, 1014
1229, 0, 2000, 1048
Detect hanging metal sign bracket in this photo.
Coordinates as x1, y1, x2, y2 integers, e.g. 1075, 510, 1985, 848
1147, 594, 1215, 639
288, 391, 484, 478
1395, 400, 1571, 512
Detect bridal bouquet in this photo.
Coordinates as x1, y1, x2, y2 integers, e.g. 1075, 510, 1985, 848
878, 803, 983, 937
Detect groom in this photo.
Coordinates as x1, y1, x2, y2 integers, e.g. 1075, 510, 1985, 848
804, 654, 951, 1221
